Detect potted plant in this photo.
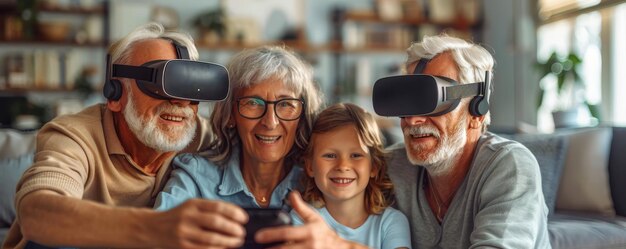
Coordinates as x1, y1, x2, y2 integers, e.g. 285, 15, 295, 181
193, 8, 226, 45
536, 51, 598, 128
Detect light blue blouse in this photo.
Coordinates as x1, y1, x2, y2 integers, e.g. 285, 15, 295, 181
154, 147, 303, 210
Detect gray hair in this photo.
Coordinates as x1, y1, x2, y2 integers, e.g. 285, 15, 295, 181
209, 45, 324, 165
406, 34, 494, 131
108, 22, 198, 65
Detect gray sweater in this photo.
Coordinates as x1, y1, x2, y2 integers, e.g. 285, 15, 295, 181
387, 132, 551, 249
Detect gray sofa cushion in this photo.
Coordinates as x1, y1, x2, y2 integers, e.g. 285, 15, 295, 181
549, 212, 626, 249
0, 129, 36, 244
609, 127, 626, 217
0, 153, 33, 228
502, 133, 568, 215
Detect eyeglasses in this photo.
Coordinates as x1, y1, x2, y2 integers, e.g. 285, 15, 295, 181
236, 97, 304, 121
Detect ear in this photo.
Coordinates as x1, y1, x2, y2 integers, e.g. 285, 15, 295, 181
107, 99, 122, 112
468, 114, 485, 130
304, 159, 314, 177
370, 162, 378, 178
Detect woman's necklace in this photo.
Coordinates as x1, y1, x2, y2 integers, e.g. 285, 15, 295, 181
251, 190, 269, 204
426, 173, 453, 223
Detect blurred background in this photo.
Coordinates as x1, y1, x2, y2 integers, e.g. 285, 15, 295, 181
0, 0, 624, 141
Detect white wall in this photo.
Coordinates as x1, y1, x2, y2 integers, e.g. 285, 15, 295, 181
483, 0, 538, 131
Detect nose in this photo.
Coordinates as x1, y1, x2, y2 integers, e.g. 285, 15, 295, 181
261, 105, 279, 129
401, 115, 427, 126
169, 98, 192, 107
335, 157, 351, 172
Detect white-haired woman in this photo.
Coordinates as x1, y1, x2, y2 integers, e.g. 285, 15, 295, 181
155, 45, 324, 245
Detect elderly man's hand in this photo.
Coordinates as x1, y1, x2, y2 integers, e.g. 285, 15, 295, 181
153, 198, 248, 249
255, 191, 370, 249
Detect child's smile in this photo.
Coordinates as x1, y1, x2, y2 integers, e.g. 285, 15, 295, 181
306, 124, 375, 204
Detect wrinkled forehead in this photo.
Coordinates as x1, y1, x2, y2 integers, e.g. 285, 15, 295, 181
408, 52, 460, 82
128, 39, 178, 65
235, 76, 300, 99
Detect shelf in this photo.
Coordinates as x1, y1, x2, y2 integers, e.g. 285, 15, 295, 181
0, 87, 77, 93
343, 12, 424, 25
196, 41, 331, 53
196, 41, 410, 54
38, 5, 106, 15
0, 40, 106, 47
342, 11, 481, 30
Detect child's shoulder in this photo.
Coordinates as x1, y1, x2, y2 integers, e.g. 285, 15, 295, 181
379, 207, 409, 224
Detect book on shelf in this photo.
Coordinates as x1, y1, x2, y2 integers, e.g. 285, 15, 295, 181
2, 50, 82, 90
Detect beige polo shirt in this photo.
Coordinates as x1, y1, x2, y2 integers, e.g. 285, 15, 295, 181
3, 104, 212, 249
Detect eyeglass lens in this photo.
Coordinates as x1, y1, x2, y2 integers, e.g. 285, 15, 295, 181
237, 97, 303, 120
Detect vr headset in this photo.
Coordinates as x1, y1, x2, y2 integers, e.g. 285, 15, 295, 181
103, 39, 229, 102
372, 58, 491, 117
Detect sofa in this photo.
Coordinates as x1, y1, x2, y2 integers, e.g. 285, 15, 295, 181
500, 126, 626, 249
1, 127, 626, 248
0, 129, 36, 244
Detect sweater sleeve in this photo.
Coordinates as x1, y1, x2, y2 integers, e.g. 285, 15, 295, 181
469, 145, 551, 249
15, 121, 93, 214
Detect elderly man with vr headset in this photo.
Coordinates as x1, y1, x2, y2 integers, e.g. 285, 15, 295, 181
255, 34, 550, 249
2, 23, 244, 249
373, 34, 551, 249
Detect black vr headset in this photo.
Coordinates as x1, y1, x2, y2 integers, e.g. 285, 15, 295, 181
103, 39, 229, 102
372, 58, 491, 117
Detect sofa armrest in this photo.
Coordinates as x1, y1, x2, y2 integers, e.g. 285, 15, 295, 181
609, 127, 626, 217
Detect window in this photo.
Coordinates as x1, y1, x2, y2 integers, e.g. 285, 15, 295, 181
536, 1, 626, 131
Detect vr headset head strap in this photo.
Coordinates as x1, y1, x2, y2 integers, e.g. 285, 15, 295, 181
414, 58, 491, 116
166, 38, 190, 60
413, 58, 430, 74
112, 64, 155, 82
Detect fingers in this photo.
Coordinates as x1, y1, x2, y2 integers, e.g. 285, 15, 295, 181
288, 191, 322, 224
195, 198, 249, 224
185, 226, 245, 249
163, 199, 248, 249
193, 210, 247, 238
256, 191, 329, 244
256, 225, 314, 243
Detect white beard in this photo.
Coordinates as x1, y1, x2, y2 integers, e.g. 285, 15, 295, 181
123, 91, 197, 152
404, 116, 467, 176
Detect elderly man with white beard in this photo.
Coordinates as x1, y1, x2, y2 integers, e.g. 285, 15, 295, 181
383, 35, 551, 249
3, 23, 247, 249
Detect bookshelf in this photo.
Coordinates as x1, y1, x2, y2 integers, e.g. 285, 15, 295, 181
0, 0, 109, 92
328, 1, 484, 102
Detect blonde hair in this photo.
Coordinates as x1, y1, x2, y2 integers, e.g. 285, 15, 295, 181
208, 45, 324, 166
302, 103, 394, 214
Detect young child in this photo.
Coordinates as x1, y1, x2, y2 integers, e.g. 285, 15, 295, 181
292, 103, 411, 249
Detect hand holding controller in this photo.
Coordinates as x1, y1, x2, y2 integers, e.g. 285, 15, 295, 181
243, 208, 292, 249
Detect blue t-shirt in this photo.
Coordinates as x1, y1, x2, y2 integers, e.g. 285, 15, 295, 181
154, 147, 303, 210
291, 207, 411, 249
